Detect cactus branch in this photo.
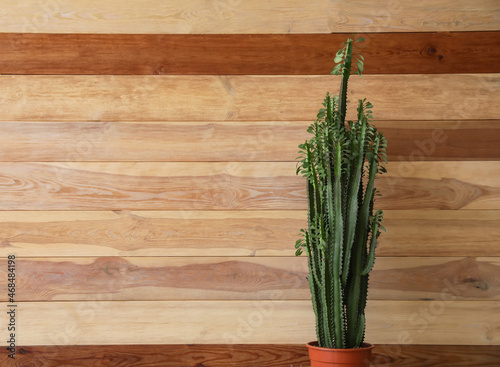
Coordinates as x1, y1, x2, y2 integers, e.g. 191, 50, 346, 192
295, 37, 387, 349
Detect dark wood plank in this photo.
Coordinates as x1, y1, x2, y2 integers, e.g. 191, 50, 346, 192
2, 344, 499, 366
0, 120, 498, 162
0, 257, 309, 301
1, 32, 499, 75
382, 120, 500, 161
371, 257, 499, 301
372, 345, 500, 367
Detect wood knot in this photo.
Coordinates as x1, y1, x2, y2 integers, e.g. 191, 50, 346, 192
154, 65, 167, 75
463, 278, 489, 290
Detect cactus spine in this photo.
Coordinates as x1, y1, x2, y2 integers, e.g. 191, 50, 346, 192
295, 37, 387, 349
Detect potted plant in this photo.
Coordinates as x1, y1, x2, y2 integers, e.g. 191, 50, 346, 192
295, 37, 387, 367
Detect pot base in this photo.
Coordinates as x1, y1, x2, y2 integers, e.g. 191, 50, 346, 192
306, 342, 374, 367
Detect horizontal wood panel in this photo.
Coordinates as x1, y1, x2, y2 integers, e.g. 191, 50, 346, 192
3, 344, 500, 367
372, 345, 500, 367
10, 344, 500, 367
0, 256, 497, 301
0, 300, 497, 345
381, 120, 500, 162
0, 162, 498, 210
2, 32, 499, 75
0, 120, 498, 162
1, 75, 498, 122
0, 162, 305, 210
1, 210, 498, 257
1, 0, 498, 33
378, 161, 500, 210
371, 257, 499, 301
379, 210, 500, 257
1, 257, 308, 301
0, 211, 299, 257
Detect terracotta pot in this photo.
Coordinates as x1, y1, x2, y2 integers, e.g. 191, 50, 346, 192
306, 341, 374, 367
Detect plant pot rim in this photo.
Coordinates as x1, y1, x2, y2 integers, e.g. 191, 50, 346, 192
306, 341, 374, 352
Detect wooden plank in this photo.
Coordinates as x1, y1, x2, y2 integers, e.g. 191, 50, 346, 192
379, 210, 500, 257
0, 211, 301, 257
0, 256, 497, 302
380, 120, 500, 162
0, 300, 497, 345
0, 120, 499, 162
1, 75, 498, 122
1, 345, 309, 367
0, 162, 304, 210
2, 344, 499, 367
0, 162, 498, 210
0, 257, 309, 301
370, 257, 500, 301
378, 161, 500, 210
1, 0, 498, 33
1, 210, 498, 257
371, 345, 500, 367
2, 32, 499, 75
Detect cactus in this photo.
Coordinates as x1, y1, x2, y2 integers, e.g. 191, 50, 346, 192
295, 37, 387, 349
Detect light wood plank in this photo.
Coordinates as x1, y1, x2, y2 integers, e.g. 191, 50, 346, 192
0, 256, 497, 301
1, 75, 498, 122
379, 161, 500, 210
3, 344, 499, 367
0, 120, 498, 162
0, 162, 304, 210
0, 211, 302, 257
0, 161, 498, 210
0, 0, 497, 33
2, 32, 499, 75
379, 210, 500, 257
0, 121, 305, 162
0, 300, 497, 345
1, 210, 498, 257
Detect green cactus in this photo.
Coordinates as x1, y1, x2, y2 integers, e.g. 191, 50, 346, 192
295, 37, 387, 349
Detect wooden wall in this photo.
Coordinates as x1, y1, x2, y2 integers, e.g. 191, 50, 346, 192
1, 1, 499, 366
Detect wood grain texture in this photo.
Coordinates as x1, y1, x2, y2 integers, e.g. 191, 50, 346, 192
0, 211, 302, 257
0, 257, 309, 301
1, 210, 498, 257
2, 32, 499, 75
379, 210, 500, 257
371, 257, 500, 301
378, 161, 500, 210
0, 300, 498, 345
1, 0, 498, 33
372, 345, 500, 367
0, 162, 498, 210
0, 120, 498, 162
0, 162, 305, 210
0, 256, 497, 302
2, 344, 499, 367
1, 75, 498, 122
